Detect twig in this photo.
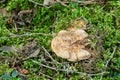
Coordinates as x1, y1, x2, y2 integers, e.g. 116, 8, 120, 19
0, 0, 5, 3
100, 46, 117, 80
56, 0, 67, 7
39, 59, 58, 65
39, 72, 53, 79
42, 46, 60, 66
0, 32, 53, 39
32, 60, 87, 75
105, 46, 117, 69
29, 0, 48, 8
42, 46, 55, 62
32, 60, 107, 76
72, 0, 96, 5
9, 28, 32, 31
32, 60, 58, 71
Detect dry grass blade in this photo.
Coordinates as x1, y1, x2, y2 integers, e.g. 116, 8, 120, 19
100, 46, 117, 80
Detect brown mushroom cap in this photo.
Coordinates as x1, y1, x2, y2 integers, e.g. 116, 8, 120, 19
51, 29, 91, 62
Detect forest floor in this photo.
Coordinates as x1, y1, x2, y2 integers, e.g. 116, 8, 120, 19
0, 0, 120, 80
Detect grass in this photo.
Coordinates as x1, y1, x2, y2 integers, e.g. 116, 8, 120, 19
0, 0, 120, 80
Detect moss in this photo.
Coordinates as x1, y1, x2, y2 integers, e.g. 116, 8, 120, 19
0, 0, 120, 79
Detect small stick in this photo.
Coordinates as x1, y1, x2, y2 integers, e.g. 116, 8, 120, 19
42, 46, 60, 66
0, 32, 53, 39
29, 0, 49, 8
100, 46, 117, 80
56, 0, 67, 7
42, 46, 55, 62
32, 60, 108, 76
32, 60, 57, 71
72, 0, 96, 5
0, 0, 5, 3
39, 72, 53, 79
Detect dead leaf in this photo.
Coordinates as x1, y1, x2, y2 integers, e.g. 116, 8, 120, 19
18, 68, 29, 75
0, 46, 14, 53
23, 48, 40, 60
18, 9, 33, 17
72, 8, 76, 12
0, 8, 7, 15
43, 0, 54, 5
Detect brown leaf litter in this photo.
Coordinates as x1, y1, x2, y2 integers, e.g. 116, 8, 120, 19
0, 8, 7, 15
6, 8, 36, 29
16, 40, 41, 60
0, 8, 36, 28
5, 40, 41, 75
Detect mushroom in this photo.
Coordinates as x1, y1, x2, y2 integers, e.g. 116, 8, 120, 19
51, 29, 91, 62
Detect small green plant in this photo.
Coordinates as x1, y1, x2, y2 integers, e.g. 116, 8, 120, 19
1, 70, 21, 80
